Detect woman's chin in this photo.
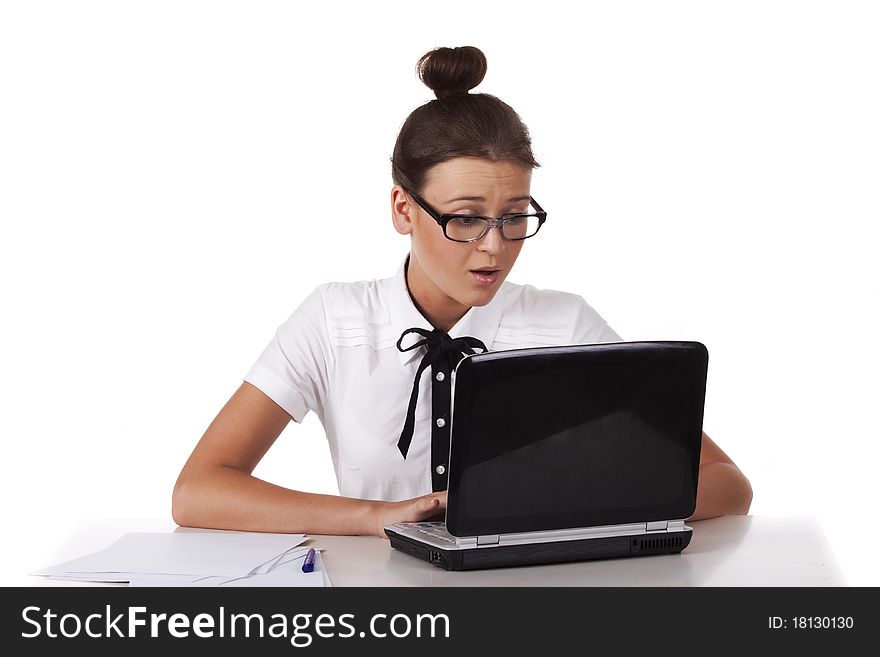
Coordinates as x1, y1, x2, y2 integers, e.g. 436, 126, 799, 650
461, 285, 502, 307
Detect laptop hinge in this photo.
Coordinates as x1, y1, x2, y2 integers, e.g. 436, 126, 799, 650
477, 534, 500, 546
646, 520, 687, 532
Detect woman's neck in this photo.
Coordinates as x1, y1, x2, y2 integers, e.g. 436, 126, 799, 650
405, 256, 469, 333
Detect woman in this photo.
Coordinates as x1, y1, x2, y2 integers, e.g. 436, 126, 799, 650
172, 46, 752, 538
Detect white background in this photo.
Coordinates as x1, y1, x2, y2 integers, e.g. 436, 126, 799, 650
2, 1, 878, 585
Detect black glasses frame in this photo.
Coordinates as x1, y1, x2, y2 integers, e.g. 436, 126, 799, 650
403, 187, 547, 242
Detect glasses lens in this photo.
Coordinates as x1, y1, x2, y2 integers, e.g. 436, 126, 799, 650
501, 215, 542, 240
444, 214, 543, 241
446, 216, 490, 241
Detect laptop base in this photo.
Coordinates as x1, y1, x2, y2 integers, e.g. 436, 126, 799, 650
386, 528, 693, 571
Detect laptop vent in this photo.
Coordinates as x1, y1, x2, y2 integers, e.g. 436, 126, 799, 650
633, 536, 683, 553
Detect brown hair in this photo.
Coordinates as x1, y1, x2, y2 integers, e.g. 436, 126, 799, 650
391, 46, 541, 195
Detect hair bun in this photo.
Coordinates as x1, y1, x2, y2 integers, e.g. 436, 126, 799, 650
417, 46, 487, 100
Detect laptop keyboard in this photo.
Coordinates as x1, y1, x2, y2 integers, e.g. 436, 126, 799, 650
402, 521, 458, 544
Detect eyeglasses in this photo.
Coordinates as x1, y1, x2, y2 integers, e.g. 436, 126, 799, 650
404, 187, 547, 243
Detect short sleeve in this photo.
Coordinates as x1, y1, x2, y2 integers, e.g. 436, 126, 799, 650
568, 295, 624, 344
243, 286, 333, 423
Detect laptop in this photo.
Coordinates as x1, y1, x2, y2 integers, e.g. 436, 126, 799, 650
385, 340, 708, 571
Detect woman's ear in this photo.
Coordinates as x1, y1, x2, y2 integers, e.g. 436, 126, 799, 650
391, 185, 415, 236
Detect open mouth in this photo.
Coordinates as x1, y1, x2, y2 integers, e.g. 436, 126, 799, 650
470, 269, 500, 285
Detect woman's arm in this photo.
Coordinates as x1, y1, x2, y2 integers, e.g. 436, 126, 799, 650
688, 431, 753, 521
172, 382, 445, 538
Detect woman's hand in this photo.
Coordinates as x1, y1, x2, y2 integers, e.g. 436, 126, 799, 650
372, 491, 448, 538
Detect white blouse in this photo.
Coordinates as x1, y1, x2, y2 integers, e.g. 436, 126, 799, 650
243, 255, 622, 502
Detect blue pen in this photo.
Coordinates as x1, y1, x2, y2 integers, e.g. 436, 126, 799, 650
302, 547, 316, 573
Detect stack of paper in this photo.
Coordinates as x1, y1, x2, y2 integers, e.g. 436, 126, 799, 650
30, 530, 331, 587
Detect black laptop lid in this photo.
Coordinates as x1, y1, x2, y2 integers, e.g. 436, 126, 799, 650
445, 341, 708, 537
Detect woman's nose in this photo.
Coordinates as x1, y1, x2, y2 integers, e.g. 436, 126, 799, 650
476, 224, 505, 254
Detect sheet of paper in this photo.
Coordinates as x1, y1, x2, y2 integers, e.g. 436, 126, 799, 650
129, 550, 328, 587
249, 545, 313, 576
128, 576, 226, 587
32, 530, 307, 579
35, 572, 199, 584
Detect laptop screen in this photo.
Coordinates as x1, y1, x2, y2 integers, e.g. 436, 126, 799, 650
445, 341, 707, 537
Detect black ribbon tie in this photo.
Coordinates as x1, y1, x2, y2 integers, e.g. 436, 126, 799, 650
396, 327, 487, 461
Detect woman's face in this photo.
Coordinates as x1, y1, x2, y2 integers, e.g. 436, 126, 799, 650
391, 157, 532, 330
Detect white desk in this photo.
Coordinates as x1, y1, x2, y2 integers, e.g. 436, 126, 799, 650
23, 515, 846, 586
320, 515, 845, 586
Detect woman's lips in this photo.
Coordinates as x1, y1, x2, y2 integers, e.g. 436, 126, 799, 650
470, 270, 500, 286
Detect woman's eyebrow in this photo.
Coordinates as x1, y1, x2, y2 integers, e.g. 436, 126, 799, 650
445, 195, 531, 203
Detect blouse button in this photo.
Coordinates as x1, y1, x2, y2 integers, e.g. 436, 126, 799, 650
435, 371, 445, 382
435, 464, 446, 475
436, 418, 446, 428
